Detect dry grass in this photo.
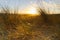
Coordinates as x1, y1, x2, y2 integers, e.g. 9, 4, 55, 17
0, 7, 60, 40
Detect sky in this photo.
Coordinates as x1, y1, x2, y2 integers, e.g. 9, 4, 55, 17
0, 0, 60, 14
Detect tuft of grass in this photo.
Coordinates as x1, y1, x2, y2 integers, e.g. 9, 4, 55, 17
37, 8, 50, 24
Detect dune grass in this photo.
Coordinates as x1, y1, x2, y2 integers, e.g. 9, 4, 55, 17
0, 7, 60, 40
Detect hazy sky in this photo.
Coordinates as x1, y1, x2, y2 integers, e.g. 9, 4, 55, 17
0, 0, 60, 8
0, 0, 37, 9
0, 0, 60, 13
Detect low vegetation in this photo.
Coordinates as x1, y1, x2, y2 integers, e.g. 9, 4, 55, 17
0, 7, 60, 40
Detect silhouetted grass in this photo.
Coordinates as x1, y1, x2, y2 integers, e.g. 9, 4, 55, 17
0, 7, 60, 40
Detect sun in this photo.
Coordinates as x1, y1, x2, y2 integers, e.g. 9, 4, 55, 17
27, 8, 37, 14
26, 7, 39, 15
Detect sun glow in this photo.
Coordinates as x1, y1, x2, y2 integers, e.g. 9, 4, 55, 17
25, 7, 39, 15
27, 8, 37, 14
19, 5, 40, 15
